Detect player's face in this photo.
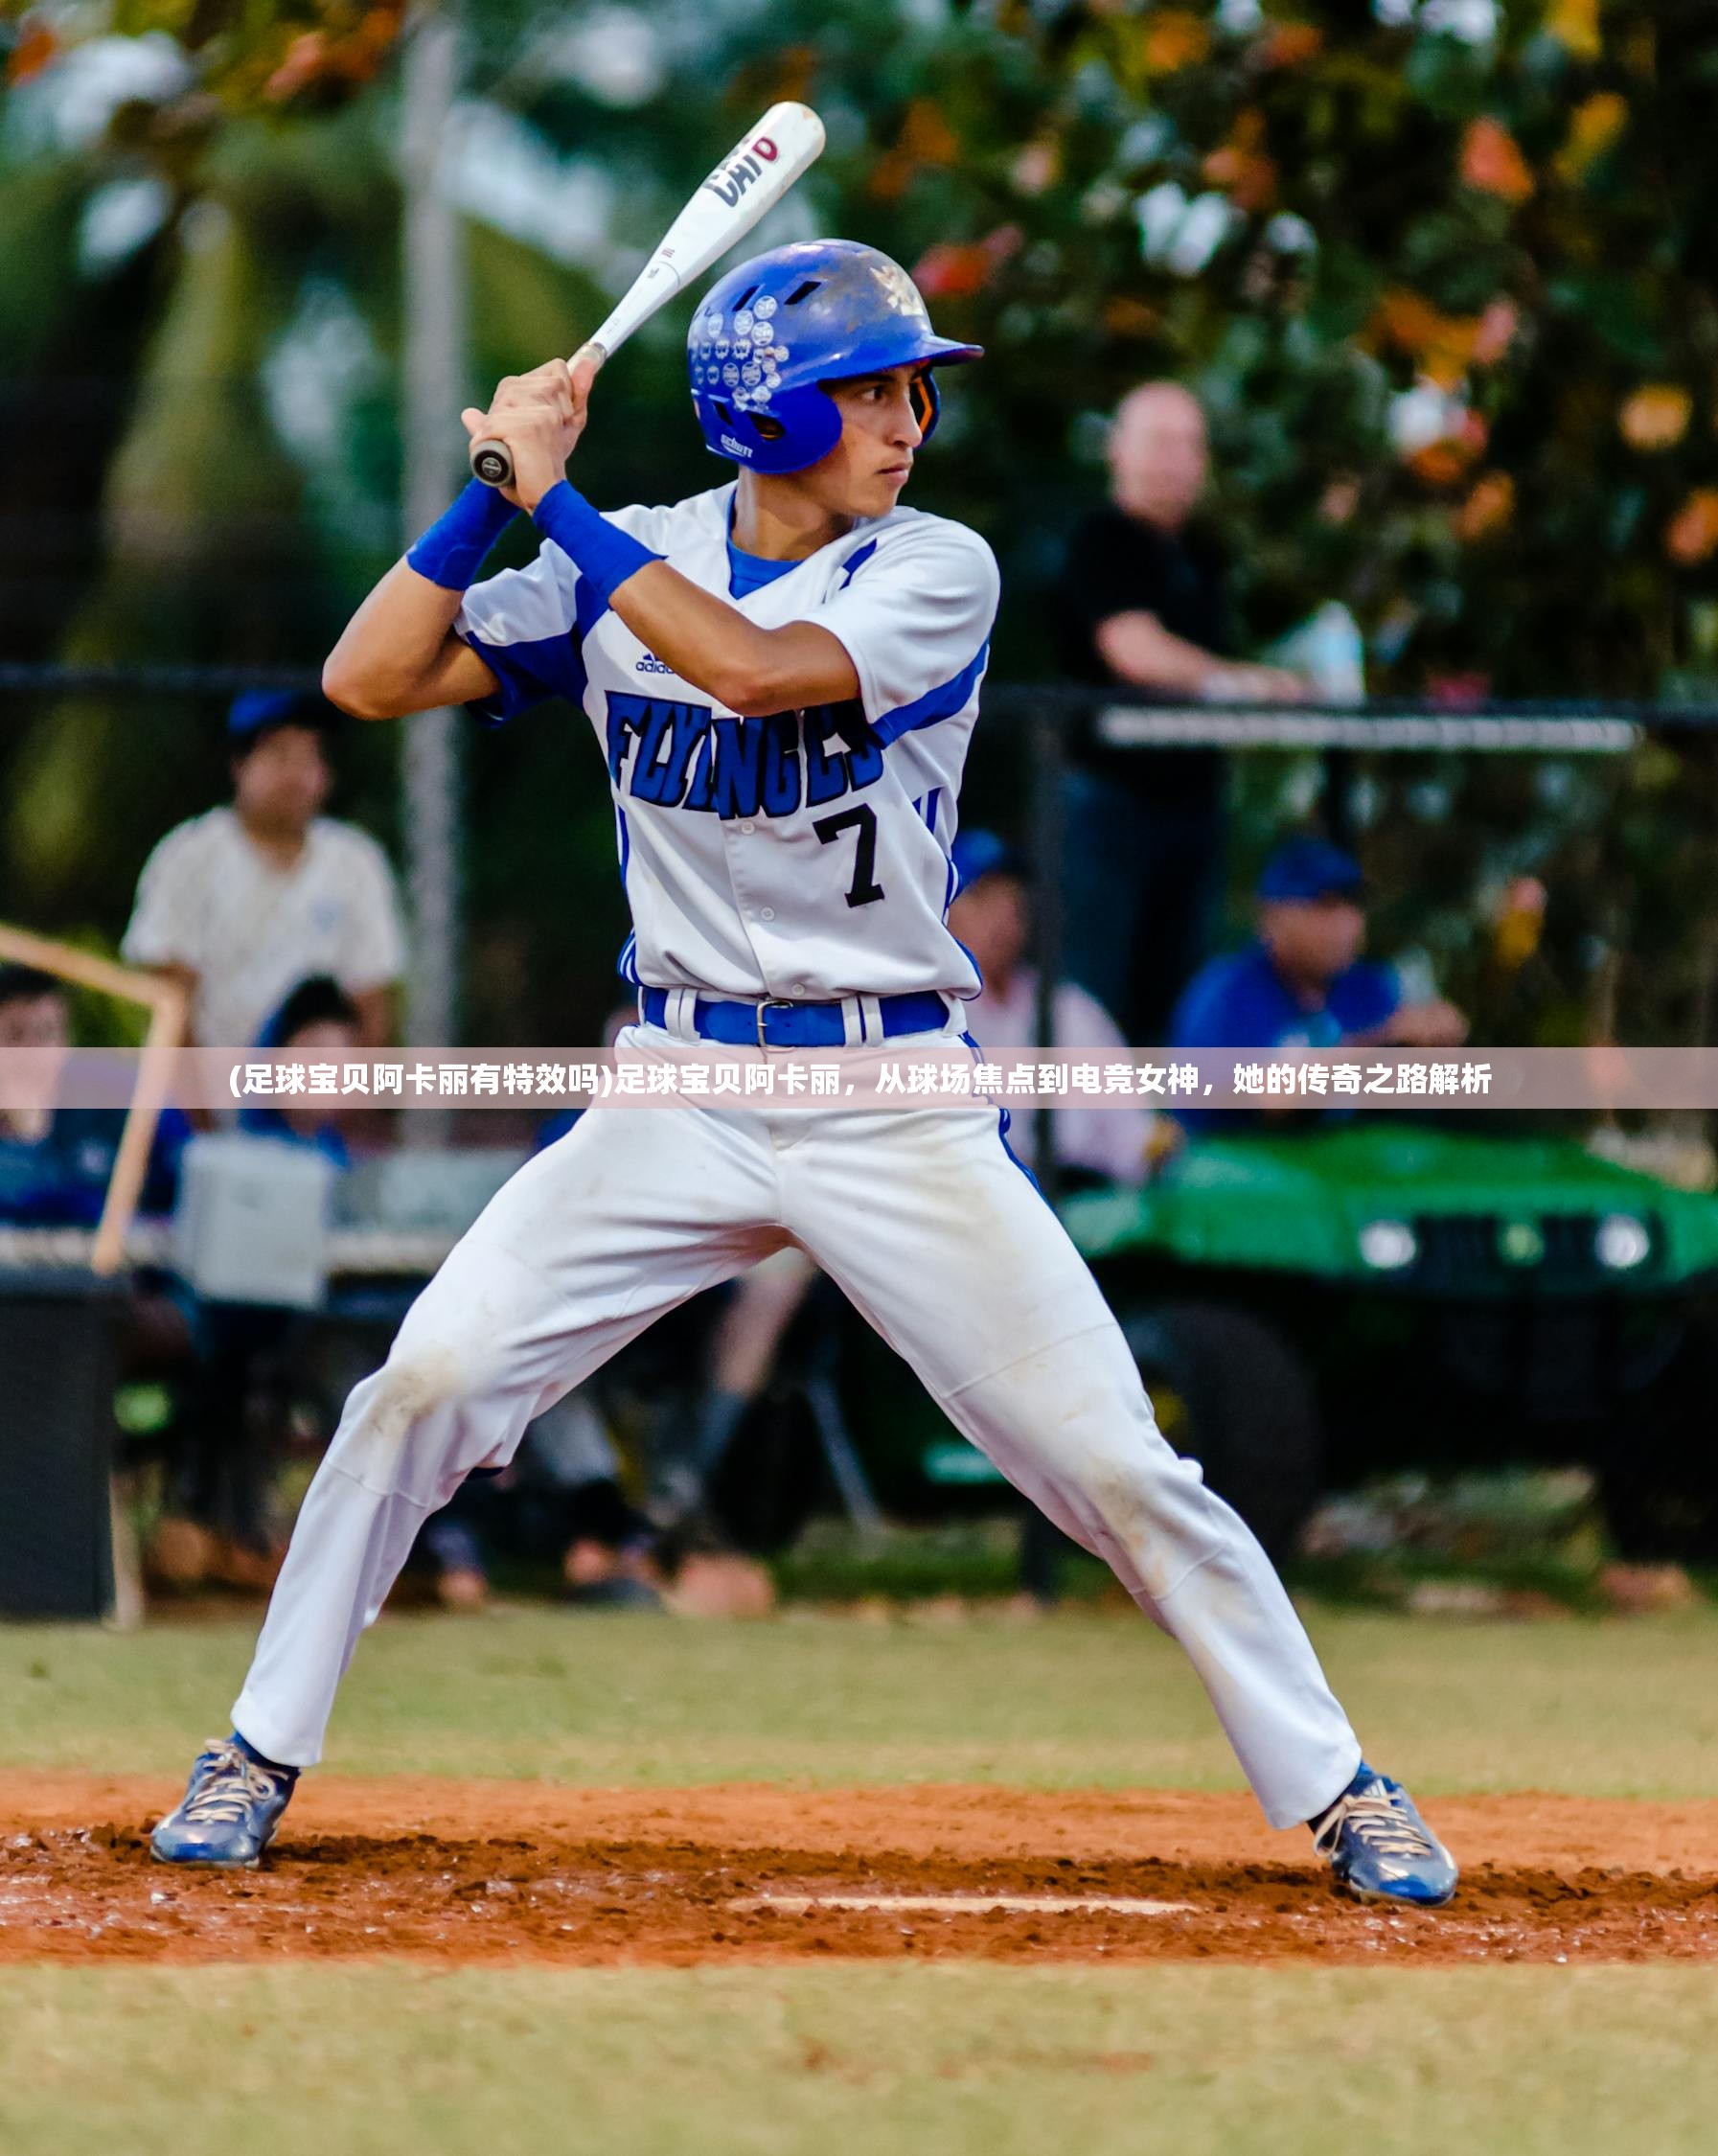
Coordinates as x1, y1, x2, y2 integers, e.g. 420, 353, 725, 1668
233, 724, 331, 837
801, 366, 928, 519
1260, 896, 1365, 988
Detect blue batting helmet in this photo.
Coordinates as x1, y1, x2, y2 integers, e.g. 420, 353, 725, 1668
688, 239, 982, 475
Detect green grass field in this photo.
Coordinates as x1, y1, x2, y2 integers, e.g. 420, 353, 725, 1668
4, 1599, 1717, 2154
7, 1963, 1718, 2156
6, 1598, 1718, 1796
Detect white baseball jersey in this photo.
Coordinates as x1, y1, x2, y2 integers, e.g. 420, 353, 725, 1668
455, 483, 998, 1002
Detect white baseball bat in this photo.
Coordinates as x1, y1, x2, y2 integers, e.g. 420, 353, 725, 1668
469, 101, 827, 489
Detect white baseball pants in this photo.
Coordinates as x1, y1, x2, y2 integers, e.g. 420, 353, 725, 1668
233, 1027, 1362, 1828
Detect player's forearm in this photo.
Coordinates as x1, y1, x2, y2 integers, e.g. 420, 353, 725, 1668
324, 562, 498, 719
326, 480, 516, 719
526, 482, 859, 714
608, 562, 859, 714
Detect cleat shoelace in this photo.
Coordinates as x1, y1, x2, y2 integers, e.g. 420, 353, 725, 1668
1314, 1783, 1439, 1865
179, 1743, 285, 1828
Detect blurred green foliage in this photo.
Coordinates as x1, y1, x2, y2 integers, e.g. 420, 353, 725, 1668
4, 0, 1718, 1045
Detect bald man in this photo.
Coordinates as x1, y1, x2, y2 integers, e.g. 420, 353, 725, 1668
1050, 382, 1303, 1044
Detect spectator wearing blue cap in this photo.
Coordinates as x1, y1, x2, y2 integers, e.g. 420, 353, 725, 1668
121, 691, 404, 1049
1171, 837, 1468, 1062
949, 829, 1155, 1188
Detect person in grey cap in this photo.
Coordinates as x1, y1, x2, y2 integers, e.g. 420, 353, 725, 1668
122, 691, 404, 1049
1171, 837, 1467, 1056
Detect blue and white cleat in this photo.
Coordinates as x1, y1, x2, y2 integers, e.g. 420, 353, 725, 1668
1311, 1763, 1457, 1908
150, 1737, 298, 1869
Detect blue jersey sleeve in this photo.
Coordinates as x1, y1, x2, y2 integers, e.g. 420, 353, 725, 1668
455, 546, 590, 725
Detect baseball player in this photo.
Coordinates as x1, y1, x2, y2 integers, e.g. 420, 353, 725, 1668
151, 240, 1455, 1907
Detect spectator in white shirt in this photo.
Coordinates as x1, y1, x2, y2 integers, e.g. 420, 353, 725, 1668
122, 692, 406, 1049
951, 828, 1155, 1189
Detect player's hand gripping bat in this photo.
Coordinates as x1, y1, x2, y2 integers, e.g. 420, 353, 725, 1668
468, 102, 826, 490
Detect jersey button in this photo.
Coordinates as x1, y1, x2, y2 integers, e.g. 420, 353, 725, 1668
739, 820, 757, 836
760, 906, 776, 922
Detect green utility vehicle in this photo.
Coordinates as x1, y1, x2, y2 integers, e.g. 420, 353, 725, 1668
1057, 1124, 1718, 1563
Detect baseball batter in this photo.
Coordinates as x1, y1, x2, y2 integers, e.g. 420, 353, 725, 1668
152, 240, 1456, 1907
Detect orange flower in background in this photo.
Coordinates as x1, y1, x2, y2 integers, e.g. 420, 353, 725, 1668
1371, 289, 1479, 390
1619, 386, 1693, 451
871, 97, 961, 200
1142, 11, 1210, 72
1408, 410, 1488, 488
1455, 471, 1516, 542
1667, 491, 1718, 566
1557, 92, 1628, 182
262, 7, 406, 103
1203, 110, 1276, 213
1374, 289, 1447, 352
911, 225, 1022, 300
1103, 295, 1159, 339
1460, 119, 1534, 205
1545, 0, 1602, 59
1492, 877, 1548, 973
912, 245, 992, 300
6, 16, 57, 83
1264, 22, 1324, 68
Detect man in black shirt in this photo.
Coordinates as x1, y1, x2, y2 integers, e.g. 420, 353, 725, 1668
1051, 382, 1303, 1043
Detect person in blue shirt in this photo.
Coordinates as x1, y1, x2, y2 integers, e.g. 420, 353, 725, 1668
0, 963, 186, 1227
1172, 837, 1467, 1065
237, 975, 364, 1169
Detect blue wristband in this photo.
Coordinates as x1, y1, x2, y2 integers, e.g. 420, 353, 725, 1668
405, 480, 518, 590
531, 481, 661, 606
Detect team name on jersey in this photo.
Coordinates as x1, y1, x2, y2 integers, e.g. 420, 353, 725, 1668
605, 693, 883, 821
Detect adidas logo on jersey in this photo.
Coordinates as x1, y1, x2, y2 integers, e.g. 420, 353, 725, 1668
635, 653, 676, 675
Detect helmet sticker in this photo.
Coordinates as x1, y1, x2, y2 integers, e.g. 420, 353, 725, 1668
872, 258, 930, 320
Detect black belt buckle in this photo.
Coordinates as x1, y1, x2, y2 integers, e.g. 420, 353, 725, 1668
755, 998, 797, 1049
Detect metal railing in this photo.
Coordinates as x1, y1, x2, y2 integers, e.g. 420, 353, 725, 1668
11, 658, 1718, 1197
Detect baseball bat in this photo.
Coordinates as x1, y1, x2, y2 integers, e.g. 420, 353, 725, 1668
469, 101, 827, 490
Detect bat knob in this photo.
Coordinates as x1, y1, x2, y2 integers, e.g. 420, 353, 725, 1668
470, 439, 514, 489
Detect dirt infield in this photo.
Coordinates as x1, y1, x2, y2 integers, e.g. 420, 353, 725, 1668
2, 1774, 1714, 1968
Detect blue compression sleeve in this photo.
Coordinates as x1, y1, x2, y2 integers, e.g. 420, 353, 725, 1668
531, 481, 662, 606
405, 480, 518, 590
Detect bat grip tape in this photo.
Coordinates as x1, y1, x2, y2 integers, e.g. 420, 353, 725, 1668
406, 480, 519, 590
531, 481, 662, 606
